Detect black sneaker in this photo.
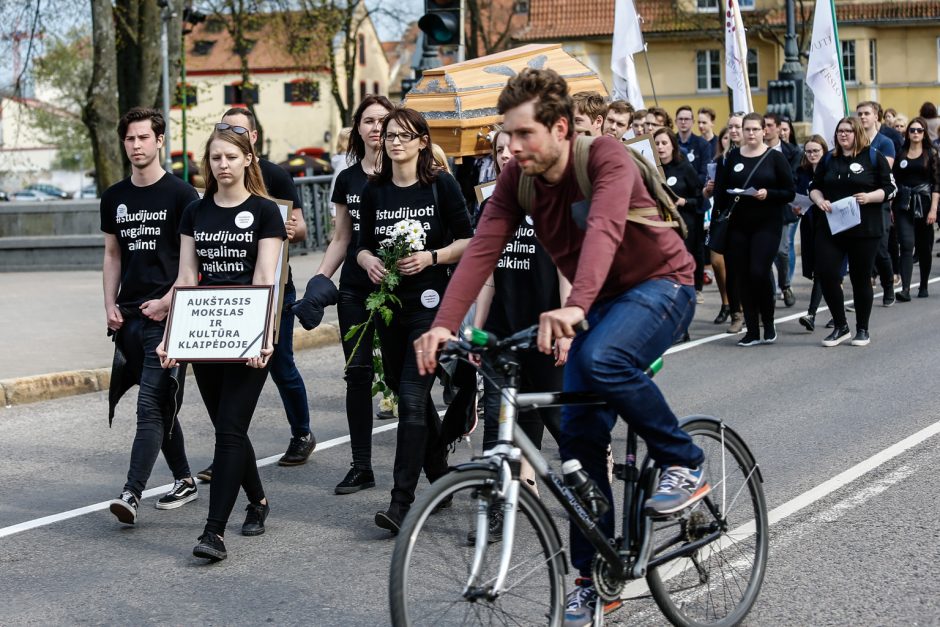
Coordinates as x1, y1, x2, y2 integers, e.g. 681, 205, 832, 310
736, 333, 761, 347
109, 490, 139, 525
376, 409, 396, 420
883, 292, 895, 307
241, 501, 270, 536
822, 325, 852, 347
334, 465, 376, 495
193, 531, 227, 561
825, 318, 835, 329
761, 325, 777, 344
466, 507, 504, 545
919, 287, 929, 298
850, 329, 870, 346
713, 305, 731, 324
782, 286, 795, 307
798, 314, 815, 332
896, 289, 911, 302
375, 503, 407, 535
155, 478, 198, 510
277, 433, 316, 466
195, 465, 213, 483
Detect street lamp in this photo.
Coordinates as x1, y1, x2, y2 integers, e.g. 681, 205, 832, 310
767, 0, 805, 121
158, 0, 175, 173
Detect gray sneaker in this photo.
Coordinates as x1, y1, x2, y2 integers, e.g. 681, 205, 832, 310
644, 466, 710, 517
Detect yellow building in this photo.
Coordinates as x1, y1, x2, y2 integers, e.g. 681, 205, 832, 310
170, 11, 389, 165
513, 0, 940, 124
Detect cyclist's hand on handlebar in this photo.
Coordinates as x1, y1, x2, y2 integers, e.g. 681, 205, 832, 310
414, 326, 456, 375
554, 336, 572, 366
537, 306, 585, 355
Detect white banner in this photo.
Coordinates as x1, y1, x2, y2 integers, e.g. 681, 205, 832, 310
724, 0, 753, 114
806, 0, 846, 145
611, 0, 645, 108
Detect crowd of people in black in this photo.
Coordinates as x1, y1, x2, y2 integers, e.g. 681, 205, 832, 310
99, 91, 940, 564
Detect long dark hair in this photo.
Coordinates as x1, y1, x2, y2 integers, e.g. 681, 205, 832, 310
653, 127, 683, 163
371, 107, 439, 187
348, 94, 394, 164
900, 116, 940, 181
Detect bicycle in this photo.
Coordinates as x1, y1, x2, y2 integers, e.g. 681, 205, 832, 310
389, 325, 769, 626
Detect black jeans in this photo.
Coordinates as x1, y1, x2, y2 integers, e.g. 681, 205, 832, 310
192, 362, 269, 536
376, 305, 448, 509
121, 317, 190, 498
725, 222, 780, 332
338, 286, 375, 470
680, 209, 705, 291
269, 287, 311, 437
874, 211, 895, 291
895, 209, 935, 291
815, 229, 881, 331
481, 351, 562, 452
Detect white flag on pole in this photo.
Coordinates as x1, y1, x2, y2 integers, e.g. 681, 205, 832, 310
611, 0, 645, 108
806, 0, 846, 145
724, 0, 753, 113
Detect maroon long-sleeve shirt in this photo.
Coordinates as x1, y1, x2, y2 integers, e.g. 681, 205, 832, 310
433, 135, 695, 332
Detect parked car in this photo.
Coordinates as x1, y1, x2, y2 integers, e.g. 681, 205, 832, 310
12, 190, 59, 202
78, 185, 98, 199
25, 183, 71, 199
0, 189, 9, 201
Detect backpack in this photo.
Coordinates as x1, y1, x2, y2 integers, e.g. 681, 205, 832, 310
516, 134, 688, 239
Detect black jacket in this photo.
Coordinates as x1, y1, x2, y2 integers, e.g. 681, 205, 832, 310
812, 148, 896, 238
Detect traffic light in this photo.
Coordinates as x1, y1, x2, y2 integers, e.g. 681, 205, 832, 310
418, 0, 461, 46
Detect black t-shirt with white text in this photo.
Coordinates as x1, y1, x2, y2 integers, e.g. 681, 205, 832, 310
179, 195, 287, 286
358, 172, 473, 308
478, 199, 560, 337
330, 162, 372, 290
100, 172, 198, 308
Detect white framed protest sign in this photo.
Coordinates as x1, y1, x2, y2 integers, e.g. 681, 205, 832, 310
165, 286, 274, 362
623, 133, 665, 179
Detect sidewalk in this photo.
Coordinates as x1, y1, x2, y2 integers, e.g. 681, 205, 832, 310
0, 251, 338, 404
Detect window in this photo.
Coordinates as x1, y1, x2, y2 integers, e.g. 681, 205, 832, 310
284, 79, 319, 105
513, 0, 529, 13
697, 0, 718, 11
359, 80, 367, 103
172, 83, 198, 108
697, 50, 721, 91
358, 34, 366, 65
868, 40, 877, 83
373, 81, 380, 95
204, 17, 226, 33
842, 40, 857, 83
747, 49, 758, 89
191, 40, 215, 56
739, 0, 755, 9
224, 82, 259, 105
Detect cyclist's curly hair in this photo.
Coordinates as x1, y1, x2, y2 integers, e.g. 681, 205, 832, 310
497, 68, 574, 138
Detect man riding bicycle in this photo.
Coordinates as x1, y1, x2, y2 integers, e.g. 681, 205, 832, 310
414, 68, 708, 625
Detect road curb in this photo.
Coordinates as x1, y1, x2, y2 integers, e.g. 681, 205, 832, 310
1, 322, 341, 408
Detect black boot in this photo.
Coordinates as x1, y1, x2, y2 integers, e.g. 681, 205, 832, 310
713, 304, 731, 324
375, 501, 408, 534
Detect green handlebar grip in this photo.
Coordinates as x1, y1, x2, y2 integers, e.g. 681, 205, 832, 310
648, 357, 664, 376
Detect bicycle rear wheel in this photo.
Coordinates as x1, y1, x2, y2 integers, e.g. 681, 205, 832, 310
389, 468, 566, 627
645, 417, 769, 626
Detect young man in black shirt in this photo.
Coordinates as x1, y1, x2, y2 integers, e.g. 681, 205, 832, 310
215, 108, 316, 467
101, 107, 199, 524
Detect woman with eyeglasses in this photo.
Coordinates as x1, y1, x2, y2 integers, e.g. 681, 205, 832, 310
157, 126, 286, 561
892, 117, 940, 299
357, 107, 473, 533
313, 95, 394, 495
655, 128, 706, 307
809, 117, 896, 347
796, 135, 829, 332
704, 118, 743, 327
714, 113, 795, 346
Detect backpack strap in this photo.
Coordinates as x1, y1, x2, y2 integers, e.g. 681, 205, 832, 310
517, 173, 535, 215
572, 134, 595, 199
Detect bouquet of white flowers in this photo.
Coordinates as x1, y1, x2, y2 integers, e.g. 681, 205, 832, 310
344, 218, 427, 368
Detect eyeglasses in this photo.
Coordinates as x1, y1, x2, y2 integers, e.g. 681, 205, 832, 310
383, 131, 420, 143
804, 148, 823, 154
908, 127, 925, 134
742, 127, 763, 133
216, 122, 249, 135
836, 129, 853, 135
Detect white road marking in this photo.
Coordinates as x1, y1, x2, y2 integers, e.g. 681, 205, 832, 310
2, 276, 938, 541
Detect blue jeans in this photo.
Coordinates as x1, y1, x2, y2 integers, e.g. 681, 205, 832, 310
269, 287, 311, 437
123, 317, 190, 497
559, 278, 703, 576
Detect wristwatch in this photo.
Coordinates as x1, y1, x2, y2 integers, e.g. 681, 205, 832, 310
431, 250, 438, 266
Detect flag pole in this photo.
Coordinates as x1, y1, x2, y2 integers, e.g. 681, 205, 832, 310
641, 44, 659, 106
829, 0, 849, 115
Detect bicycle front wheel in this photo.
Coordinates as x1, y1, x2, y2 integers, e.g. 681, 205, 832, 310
389, 468, 566, 627
646, 418, 769, 626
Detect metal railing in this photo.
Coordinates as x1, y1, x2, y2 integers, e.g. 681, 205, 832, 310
291, 174, 335, 254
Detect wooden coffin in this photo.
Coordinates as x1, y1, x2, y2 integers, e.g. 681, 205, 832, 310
404, 44, 609, 158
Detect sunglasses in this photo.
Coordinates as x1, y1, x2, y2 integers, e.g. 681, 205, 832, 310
216, 123, 250, 135
908, 127, 925, 134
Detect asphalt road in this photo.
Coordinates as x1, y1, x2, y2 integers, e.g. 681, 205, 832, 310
1, 268, 939, 625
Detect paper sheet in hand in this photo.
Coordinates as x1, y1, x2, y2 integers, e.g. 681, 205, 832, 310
707, 162, 717, 181
727, 187, 759, 196
792, 193, 813, 215
826, 196, 861, 234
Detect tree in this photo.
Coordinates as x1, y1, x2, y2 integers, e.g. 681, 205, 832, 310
113, 0, 183, 114
86, 0, 124, 190
465, 0, 518, 60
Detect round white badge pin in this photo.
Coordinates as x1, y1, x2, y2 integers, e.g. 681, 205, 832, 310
666, 176, 678, 186
900, 159, 908, 169
733, 163, 745, 173
420, 289, 441, 309
235, 211, 254, 229
849, 163, 864, 174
